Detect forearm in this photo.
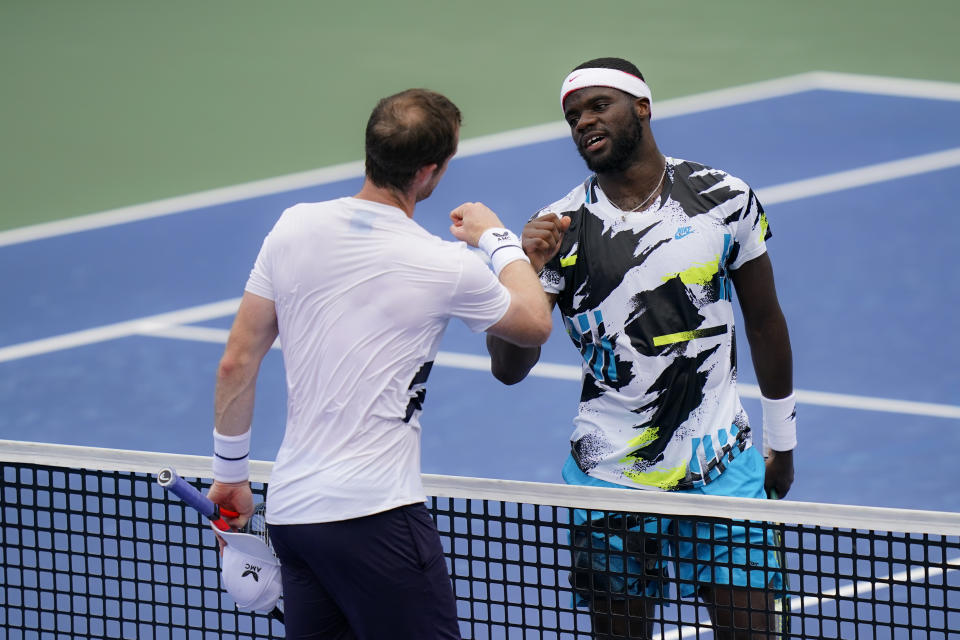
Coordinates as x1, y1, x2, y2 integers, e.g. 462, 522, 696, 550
733, 255, 796, 492
450, 207, 560, 378
209, 372, 256, 522
755, 320, 797, 493
745, 314, 793, 399
484, 260, 552, 348
500, 260, 551, 337
487, 334, 541, 384
484, 261, 555, 381
743, 315, 798, 461
213, 292, 278, 438
214, 354, 261, 437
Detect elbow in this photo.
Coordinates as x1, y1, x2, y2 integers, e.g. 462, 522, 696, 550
490, 344, 542, 384
491, 362, 528, 386
515, 315, 552, 348
217, 352, 254, 384
531, 317, 552, 346
526, 304, 554, 346
216, 357, 239, 385
486, 334, 540, 385
486, 303, 552, 350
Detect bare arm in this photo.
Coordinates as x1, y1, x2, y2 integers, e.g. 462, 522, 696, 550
208, 291, 279, 527
450, 202, 553, 347
486, 213, 569, 384
484, 261, 553, 347
215, 292, 280, 436
486, 293, 556, 384
730, 252, 795, 497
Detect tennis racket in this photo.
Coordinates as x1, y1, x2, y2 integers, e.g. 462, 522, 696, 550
156, 467, 239, 530
767, 488, 791, 637
156, 467, 284, 623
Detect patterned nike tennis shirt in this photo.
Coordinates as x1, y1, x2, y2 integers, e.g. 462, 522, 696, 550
538, 157, 772, 491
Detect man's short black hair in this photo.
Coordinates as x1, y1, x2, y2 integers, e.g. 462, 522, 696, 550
573, 57, 645, 82
364, 89, 462, 192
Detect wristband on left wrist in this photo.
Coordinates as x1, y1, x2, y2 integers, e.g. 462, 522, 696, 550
761, 393, 797, 455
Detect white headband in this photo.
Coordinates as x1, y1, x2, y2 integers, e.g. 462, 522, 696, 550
560, 68, 652, 111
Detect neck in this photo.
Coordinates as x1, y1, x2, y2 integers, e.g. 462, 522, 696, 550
354, 179, 417, 218
597, 150, 666, 212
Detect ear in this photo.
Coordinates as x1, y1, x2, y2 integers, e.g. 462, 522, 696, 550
413, 163, 439, 188
633, 97, 651, 119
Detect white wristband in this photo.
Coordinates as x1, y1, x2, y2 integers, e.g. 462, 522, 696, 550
213, 429, 250, 483
761, 393, 797, 455
478, 227, 530, 277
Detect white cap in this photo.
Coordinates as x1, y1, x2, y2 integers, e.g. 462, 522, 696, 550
214, 524, 282, 612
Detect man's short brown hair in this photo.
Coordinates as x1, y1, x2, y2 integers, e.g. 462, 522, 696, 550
364, 89, 462, 191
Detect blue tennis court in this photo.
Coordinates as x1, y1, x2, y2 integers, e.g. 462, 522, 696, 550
1, 72, 958, 513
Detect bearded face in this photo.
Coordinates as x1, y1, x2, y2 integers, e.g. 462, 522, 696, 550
577, 112, 643, 174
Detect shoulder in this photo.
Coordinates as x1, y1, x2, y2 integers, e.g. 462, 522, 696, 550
283, 198, 345, 218
530, 176, 593, 222
667, 157, 752, 214
395, 221, 480, 268
669, 157, 750, 192
271, 199, 346, 231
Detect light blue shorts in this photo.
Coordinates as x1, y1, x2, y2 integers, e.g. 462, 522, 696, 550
565, 447, 785, 602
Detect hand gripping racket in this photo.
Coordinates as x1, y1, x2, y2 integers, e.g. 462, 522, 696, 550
157, 467, 284, 623
156, 467, 239, 530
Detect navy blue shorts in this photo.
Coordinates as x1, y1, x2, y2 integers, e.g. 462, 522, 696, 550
268, 502, 460, 640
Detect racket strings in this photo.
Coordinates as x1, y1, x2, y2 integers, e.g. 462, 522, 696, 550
242, 503, 277, 558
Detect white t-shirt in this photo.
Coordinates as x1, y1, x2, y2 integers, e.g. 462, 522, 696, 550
246, 197, 510, 524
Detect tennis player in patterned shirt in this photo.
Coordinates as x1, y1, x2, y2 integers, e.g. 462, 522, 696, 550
487, 57, 798, 639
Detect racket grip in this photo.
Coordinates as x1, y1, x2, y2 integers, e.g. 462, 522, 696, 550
157, 467, 222, 523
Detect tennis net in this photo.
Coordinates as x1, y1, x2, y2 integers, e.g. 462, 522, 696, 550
2, 439, 959, 639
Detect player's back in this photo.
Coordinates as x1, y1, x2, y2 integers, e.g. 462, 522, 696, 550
258, 197, 473, 523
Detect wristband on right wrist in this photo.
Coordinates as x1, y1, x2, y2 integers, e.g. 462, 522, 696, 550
478, 227, 530, 277
212, 428, 251, 483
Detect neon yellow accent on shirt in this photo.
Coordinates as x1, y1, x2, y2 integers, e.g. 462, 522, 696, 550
621, 426, 659, 452
759, 211, 769, 244
621, 462, 688, 490
662, 255, 720, 286
653, 329, 707, 346
560, 254, 578, 267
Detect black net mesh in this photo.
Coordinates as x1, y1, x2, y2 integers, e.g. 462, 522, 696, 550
2, 444, 958, 639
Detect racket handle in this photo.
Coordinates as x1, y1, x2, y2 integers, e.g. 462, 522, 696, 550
157, 467, 233, 530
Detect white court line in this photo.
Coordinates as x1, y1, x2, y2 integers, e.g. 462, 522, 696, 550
794, 555, 960, 612
0, 299, 241, 363
808, 71, 960, 101
743, 385, 960, 420
139, 324, 236, 346
130, 324, 960, 420
5, 144, 960, 363
4, 71, 960, 248
759, 147, 960, 204
656, 554, 960, 640
1, 79, 958, 421
5, 141, 960, 420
